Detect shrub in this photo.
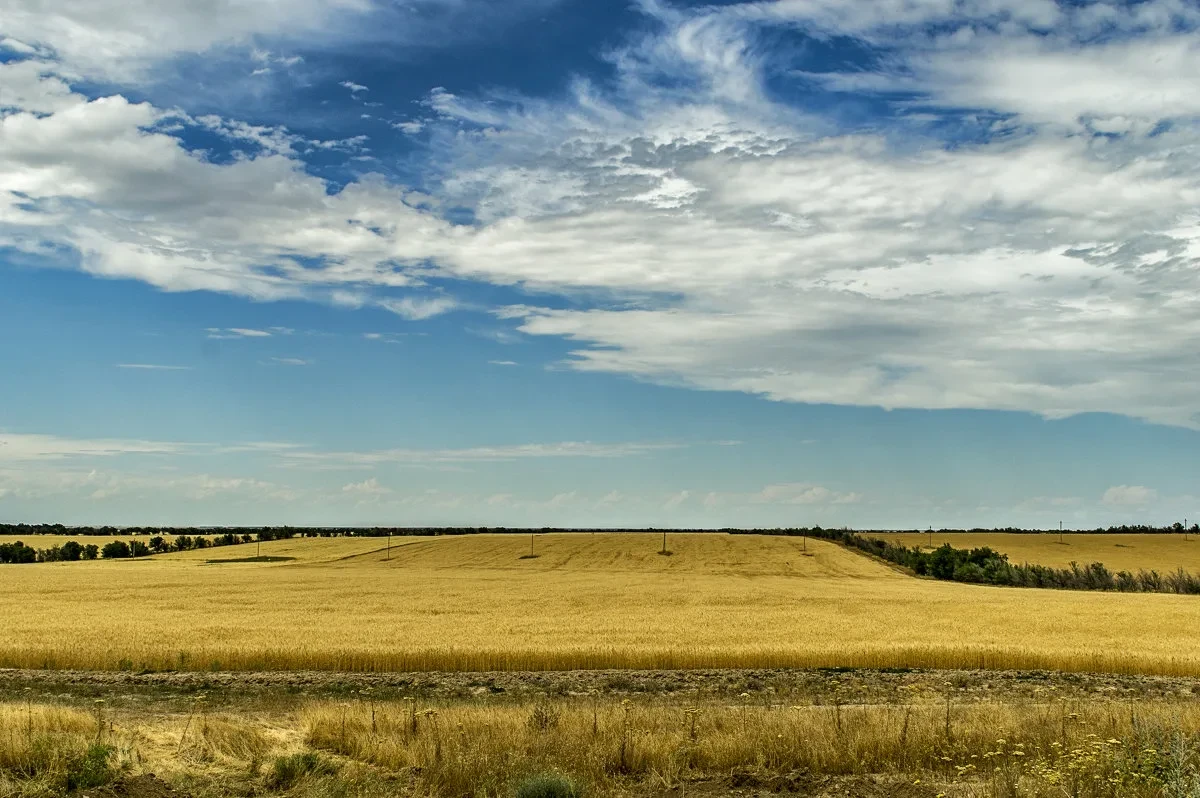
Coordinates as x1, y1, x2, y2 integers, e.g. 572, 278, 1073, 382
101, 541, 131, 559
514, 773, 583, 798
66, 743, 116, 790
60, 541, 84, 561
83, 544, 99, 560
0, 541, 38, 563
128, 540, 150, 557
266, 752, 338, 791
952, 562, 985, 583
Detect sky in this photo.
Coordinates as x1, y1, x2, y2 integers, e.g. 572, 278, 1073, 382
2, 0, 1200, 529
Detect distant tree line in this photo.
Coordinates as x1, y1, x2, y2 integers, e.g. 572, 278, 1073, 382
738, 528, 1200, 594
0, 532, 256, 564
5, 522, 1197, 539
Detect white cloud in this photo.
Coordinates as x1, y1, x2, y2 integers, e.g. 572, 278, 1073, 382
116, 363, 192, 371
280, 440, 684, 468
751, 483, 861, 505
341, 477, 391, 495
206, 328, 275, 339
5, 0, 1200, 432
340, 80, 368, 94
488, 359, 518, 366
0, 433, 191, 461
267, 357, 312, 366
0, 0, 372, 82
0, 466, 298, 503
380, 296, 459, 320
1102, 485, 1159, 507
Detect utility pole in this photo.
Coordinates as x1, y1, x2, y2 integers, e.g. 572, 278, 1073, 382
530, 532, 536, 558
1059, 520, 1063, 544
387, 531, 391, 561
661, 529, 667, 555
928, 525, 933, 548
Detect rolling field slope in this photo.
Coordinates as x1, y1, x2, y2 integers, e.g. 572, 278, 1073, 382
884, 532, 1200, 573
4, 533, 1200, 675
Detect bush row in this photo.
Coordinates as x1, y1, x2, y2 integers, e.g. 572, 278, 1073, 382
744, 528, 1200, 594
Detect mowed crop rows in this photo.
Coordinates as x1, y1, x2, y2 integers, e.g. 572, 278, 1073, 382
884, 532, 1200, 573
5, 533, 1200, 675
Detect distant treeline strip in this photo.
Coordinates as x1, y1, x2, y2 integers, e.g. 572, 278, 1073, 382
0, 532, 252, 563
3, 522, 1198, 537
736, 528, 1200, 595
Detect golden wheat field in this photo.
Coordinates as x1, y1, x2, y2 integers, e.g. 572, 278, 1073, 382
883, 532, 1200, 573
4, 533, 1200, 676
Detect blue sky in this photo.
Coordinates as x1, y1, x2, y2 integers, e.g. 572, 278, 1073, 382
2, 0, 1200, 528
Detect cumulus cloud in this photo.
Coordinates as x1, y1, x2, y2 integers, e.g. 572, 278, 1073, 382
1102, 485, 1159, 507
4, 0, 1200, 431
341, 477, 391, 495
752, 483, 862, 505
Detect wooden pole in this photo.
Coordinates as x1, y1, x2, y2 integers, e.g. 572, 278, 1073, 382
387, 532, 391, 561
661, 530, 667, 555
531, 532, 536, 558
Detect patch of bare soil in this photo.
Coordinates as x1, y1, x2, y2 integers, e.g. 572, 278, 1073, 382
646, 771, 939, 798
84, 774, 188, 798
1, 667, 1196, 709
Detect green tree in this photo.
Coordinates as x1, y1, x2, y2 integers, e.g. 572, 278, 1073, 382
101, 540, 131, 559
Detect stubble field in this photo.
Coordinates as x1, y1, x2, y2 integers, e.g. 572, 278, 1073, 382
3, 532, 1200, 676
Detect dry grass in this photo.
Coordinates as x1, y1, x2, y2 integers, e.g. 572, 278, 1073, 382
8, 694, 1198, 798
302, 695, 1200, 797
5, 533, 1200, 675
885, 532, 1200, 573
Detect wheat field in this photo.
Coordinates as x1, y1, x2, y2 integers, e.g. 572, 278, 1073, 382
4, 533, 1200, 675
883, 532, 1200, 573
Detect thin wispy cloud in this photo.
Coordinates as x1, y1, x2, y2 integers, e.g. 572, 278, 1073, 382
280, 441, 685, 468
206, 327, 276, 339
117, 363, 192, 371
